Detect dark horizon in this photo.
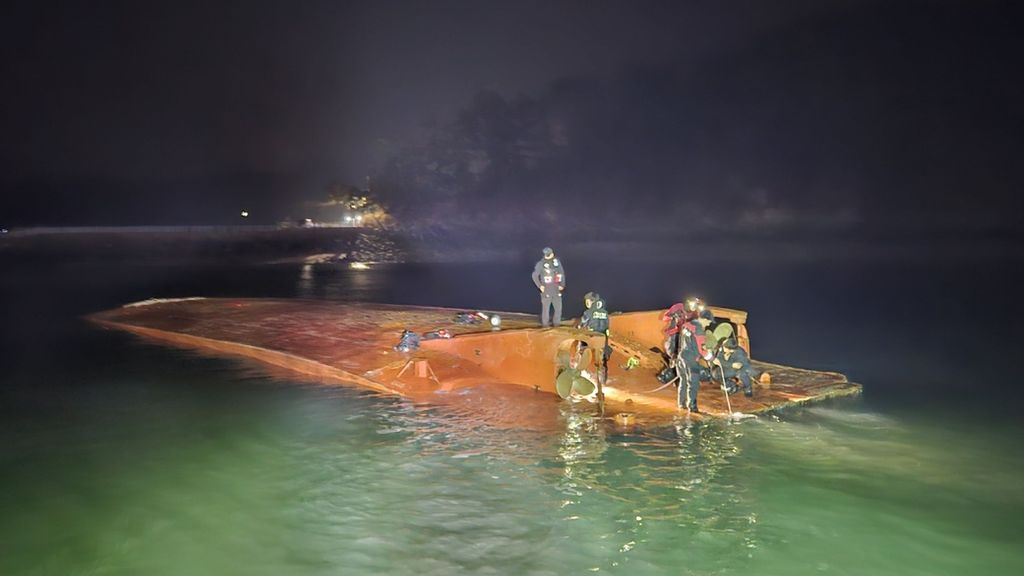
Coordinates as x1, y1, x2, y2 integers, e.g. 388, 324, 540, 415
2, 0, 1022, 241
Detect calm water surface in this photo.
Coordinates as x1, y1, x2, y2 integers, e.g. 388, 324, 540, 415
1, 257, 1022, 575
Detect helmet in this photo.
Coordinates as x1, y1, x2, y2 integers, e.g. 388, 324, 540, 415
542, 247, 554, 257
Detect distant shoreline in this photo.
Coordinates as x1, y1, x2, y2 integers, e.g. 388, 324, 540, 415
0, 226, 384, 265
2, 225, 1022, 265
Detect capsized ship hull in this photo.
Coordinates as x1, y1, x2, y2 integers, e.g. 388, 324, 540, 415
88, 298, 860, 418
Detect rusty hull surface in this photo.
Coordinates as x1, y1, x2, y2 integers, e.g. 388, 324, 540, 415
88, 298, 861, 419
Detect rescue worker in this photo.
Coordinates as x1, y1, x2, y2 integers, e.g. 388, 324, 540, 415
578, 292, 609, 334
691, 308, 715, 383
711, 338, 756, 397
676, 313, 704, 412
660, 298, 709, 384
531, 247, 565, 327
661, 297, 704, 357
660, 302, 693, 359
695, 308, 714, 333
578, 291, 612, 392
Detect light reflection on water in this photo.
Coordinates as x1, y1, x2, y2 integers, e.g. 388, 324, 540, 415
2, 260, 1024, 575
3, 349, 1022, 575
296, 264, 315, 299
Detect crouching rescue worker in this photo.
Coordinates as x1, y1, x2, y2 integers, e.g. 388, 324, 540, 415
711, 338, 756, 397
531, 246, 565, 327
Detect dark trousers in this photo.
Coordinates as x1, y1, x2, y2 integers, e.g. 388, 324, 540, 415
676, 356, 700, 409
540, 290, 562, 327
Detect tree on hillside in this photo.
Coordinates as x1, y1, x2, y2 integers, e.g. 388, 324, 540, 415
322, 179, 395, 231
372, 90, 565, 233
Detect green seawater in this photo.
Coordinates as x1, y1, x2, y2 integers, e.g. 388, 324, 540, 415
3, 367, 1021, 575
1, 260, 1022, 575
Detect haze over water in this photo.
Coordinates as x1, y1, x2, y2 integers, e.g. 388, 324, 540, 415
2, 255, 1022, 575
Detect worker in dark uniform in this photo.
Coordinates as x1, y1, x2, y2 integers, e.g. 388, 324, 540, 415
695, 308, 714, 332
531, 247, 565, 327
578, 291, 609, 334
660, 302, 693, 359
711, 338, 756, 397
577, 291, 612, 408
676, 315, 703, 412
691, 308, 715, 383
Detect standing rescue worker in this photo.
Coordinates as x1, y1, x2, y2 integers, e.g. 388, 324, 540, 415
532, 247, 565, 327
691, 308, 715, 383
661, 297, 704, 357
661, 302, 691, 359
579, 292, 612, 370
578, 291, 609, 334
669, 297, 713, 413
676, 315, 704, 412
577, 291, 611, 410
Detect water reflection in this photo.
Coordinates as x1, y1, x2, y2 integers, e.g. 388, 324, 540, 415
292, 262, 387, 302
296, 264, 314, 298
343, 387, 1024, 573
536, 405, 762, 570
556, 404, 608, 497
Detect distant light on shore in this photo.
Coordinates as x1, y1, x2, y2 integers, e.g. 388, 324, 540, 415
240, 210, 249, 218
349, 262, 370, 270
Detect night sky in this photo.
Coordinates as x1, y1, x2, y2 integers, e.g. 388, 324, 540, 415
2, 0, 1021, 236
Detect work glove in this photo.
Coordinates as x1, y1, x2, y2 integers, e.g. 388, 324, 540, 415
731, 362, 743, 370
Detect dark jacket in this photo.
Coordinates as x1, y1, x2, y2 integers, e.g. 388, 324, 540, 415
580, 297, 609, 333
678, 320, 702, 362
532, 257, 566, 292
715, 345, 754, 377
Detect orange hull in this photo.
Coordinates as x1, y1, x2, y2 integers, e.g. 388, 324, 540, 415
88, 298, 860, 419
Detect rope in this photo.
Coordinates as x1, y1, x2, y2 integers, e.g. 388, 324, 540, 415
636, 378, 678, 394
